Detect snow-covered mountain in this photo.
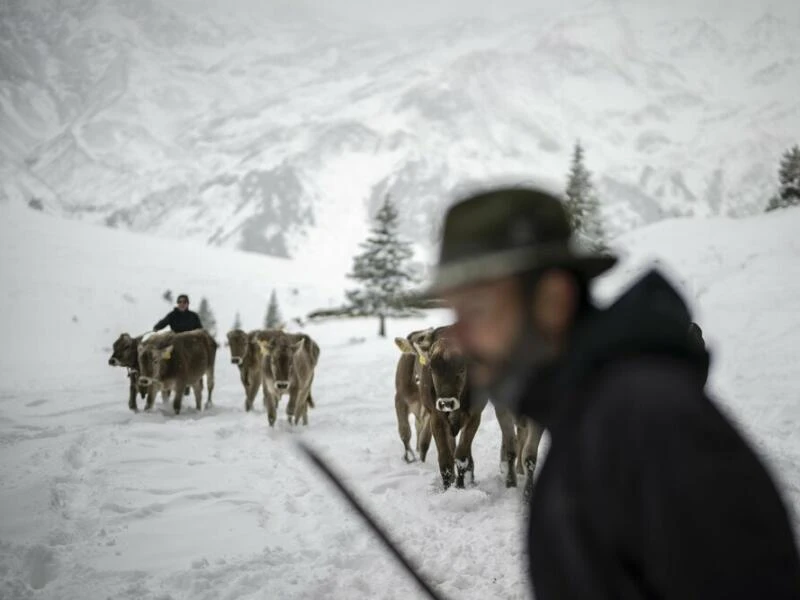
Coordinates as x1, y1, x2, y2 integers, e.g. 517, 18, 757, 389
1, 0, 799, 271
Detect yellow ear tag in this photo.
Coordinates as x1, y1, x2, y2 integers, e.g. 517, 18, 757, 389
418, 355, 428, 366
162, 349, 172, 360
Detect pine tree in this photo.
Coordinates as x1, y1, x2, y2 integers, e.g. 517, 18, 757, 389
232, 311, 242, 331
766, 145, 800, 212
197, 297, 217, 336
264, 290, 282, 329
565, 141, 607, 251
346, 194, 417, 337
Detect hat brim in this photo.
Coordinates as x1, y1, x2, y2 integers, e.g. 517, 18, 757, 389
421, 246, 618, 299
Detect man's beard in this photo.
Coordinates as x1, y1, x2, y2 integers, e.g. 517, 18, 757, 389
467, 326, 557, 415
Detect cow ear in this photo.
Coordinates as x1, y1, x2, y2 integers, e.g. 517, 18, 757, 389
394, 337, 415, 354
162, 346, 173, 360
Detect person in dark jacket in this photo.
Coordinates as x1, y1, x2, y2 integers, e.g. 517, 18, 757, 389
425, 186, 800, 599
154, 294, 203, 333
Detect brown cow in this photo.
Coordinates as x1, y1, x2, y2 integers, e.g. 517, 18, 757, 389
397, 326, 520, 489
137, 329, 217, 414
109, 332, 173, 411
256, 330, 319, 426
226, 328, 264, 412
392, 328, 433, 463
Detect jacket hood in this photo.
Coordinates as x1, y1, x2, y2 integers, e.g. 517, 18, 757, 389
521, 269, 710, 425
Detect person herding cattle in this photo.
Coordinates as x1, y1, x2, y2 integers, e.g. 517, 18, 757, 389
424, 185, 800, 599
153, 294, 203, 334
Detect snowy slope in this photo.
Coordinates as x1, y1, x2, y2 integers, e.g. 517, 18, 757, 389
1, 0, 799, 271
1, 206, 799, 599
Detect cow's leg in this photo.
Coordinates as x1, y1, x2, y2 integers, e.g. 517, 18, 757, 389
515, 419, 527, 475
297, 387, 311, 426
418, 412, 432, 463
160, 388, 170, 404
454, 412, 483, 489
521, 419, 544, 500
128, 374, 139, 412
145, 384, 158, 411
430, 412, 455, 490
494, 405, 518, 488
413, 408, 423, 451
245, 376, 259, 412
265, 391, 278, 427
205, 367, 214, 409
193, 380, 203, 411
395, 394, 415, 463
173, 380, 184, 415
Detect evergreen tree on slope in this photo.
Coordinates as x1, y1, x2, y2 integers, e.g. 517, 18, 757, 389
265, 290, 282, 329
766, 145, 800, 212
346, 194, 417, 337
197, 297, 217, 337
565, 141, 607, 251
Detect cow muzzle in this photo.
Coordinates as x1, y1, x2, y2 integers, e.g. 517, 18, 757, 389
231, 357, 242, 365
436, 397, 460, 412
138, 376, 154, 387
276, 381, 290, 391
109, 357, 119, 366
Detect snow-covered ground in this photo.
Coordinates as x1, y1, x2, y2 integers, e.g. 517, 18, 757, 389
1, 205, 798, 599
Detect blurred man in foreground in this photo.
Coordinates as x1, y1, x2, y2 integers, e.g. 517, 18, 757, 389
426, 186, 800, 599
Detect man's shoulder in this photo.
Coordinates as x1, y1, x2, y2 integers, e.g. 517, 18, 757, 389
583, 354, 711, 427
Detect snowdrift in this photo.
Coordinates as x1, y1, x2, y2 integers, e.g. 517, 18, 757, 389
0, 205, 798, 599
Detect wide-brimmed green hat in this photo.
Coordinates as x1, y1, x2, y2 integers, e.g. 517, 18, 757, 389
425, 185, 617, 296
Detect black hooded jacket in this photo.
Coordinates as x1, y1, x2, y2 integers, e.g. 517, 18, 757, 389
520, 270, 800, 600
153, 308, 203, 333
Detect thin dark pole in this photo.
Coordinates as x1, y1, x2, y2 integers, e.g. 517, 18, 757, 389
296, 440, 447, 600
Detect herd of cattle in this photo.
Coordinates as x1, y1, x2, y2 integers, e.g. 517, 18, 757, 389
108, 320, 706, 492
108, 328, 319, 424
107, 323, 544, 493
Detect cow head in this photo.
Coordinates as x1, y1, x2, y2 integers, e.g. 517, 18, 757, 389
258, 333, 304, 392
226, 329, 250, 366
397, 327, 467, 412
109, 333, 138, 369
136, 343, 174, 397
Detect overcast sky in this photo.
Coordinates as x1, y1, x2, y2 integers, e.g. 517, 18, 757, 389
169, 0, 800, 31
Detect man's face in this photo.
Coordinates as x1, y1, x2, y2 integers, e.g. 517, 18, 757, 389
443, 277, 525, 387
443, 270, 579, 388
177, 297, 189, 312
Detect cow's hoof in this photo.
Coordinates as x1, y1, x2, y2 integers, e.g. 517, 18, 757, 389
441, 469, 454, 490
403, 450, 417, 463
129, 406, 139, 413
523, 477, 534, 502
505, 459, 517, 488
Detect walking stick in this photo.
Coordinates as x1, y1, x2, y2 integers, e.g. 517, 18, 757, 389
296, 440, 448, 600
